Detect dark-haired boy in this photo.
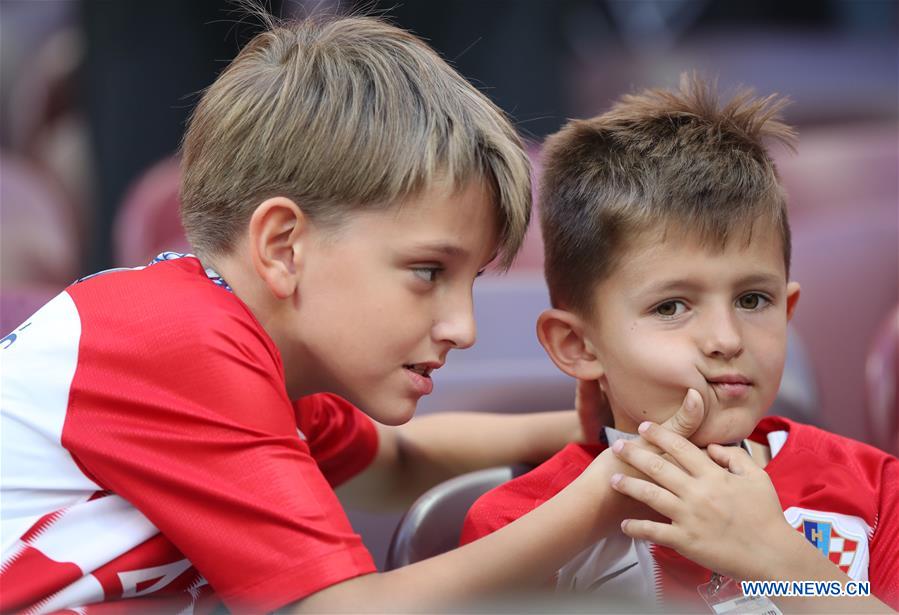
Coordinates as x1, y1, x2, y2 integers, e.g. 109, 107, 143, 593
462, 75, 898, 612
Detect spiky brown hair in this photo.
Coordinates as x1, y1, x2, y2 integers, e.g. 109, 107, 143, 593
540, 72, 797, 314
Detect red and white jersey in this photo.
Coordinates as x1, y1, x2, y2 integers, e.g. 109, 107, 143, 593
461, 417, 899, 610
1, 254, 379, 614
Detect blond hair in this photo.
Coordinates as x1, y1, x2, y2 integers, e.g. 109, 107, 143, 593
540, 73, 797, 314
180, 14, 530, 268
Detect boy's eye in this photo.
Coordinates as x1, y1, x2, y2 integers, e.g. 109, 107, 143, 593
412, 267, 441, 283
654, 300, 687, 318
737, 293, 769, 310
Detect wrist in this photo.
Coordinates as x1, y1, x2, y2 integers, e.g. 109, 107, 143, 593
580, 449, 643, 528
752, 525, 841, 583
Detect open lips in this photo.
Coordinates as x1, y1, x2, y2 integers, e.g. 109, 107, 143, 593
403, 362, 441, 377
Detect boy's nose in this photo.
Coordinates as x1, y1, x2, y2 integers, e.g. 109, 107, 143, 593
700, 309, 743, 360
433, 299, 477, 350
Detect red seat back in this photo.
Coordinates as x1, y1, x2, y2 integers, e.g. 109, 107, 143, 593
865, 306, 899, 455
113, 156, 189, 267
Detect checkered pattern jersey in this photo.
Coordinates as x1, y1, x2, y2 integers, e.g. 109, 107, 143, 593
1, 256, 379, 614
461, 416, 899, 610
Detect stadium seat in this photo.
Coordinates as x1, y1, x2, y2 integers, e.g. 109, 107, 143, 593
113, 156, 189, 267
1, 284, 63, 337
385, 464, 531, 570
506, 143, 545, 273
0, 153, 80, 286
772, 327, 819, 425
790, 206, 897, 444
865, 306, 898, 456
6, 22, 93, 230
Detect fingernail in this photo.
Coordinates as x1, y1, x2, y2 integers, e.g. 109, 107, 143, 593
620, 519, 630, 531
610, 473, 623, 486
611, 439, 625, 453
638, 421, 651, 433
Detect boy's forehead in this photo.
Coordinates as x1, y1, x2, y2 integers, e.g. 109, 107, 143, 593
599, 219, 788, 293
392, 176, 498, 221
371, 177, 501, 258
628, 217, 784, 266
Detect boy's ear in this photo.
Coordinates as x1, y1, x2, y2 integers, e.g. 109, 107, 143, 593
247, 197, 307, 300
786, 281, 801, 321
536, 308, 605, 381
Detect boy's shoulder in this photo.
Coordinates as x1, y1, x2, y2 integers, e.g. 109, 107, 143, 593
747, 416, 897, 522
55, 254, 288, 423
752, 415, 896, 479
67, 253, 278, 362
70, 253, 238, 315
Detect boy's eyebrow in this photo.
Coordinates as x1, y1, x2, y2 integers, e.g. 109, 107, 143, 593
637, 272, 784, 296
733, 273, 785, 288
408, 242, 498, 270
408, 242, 469, 258
636, 279, 704, 296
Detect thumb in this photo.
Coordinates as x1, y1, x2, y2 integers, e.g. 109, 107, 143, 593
661, 388, 705, 438
707, 443, 754, 475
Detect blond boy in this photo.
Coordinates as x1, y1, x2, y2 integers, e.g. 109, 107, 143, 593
0, 14, 701, 614
462, 75, 898, 612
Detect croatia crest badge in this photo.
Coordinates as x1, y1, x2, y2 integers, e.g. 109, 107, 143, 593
783, 507, 871, 580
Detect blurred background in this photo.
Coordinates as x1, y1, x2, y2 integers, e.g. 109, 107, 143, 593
1, 0, 897, 567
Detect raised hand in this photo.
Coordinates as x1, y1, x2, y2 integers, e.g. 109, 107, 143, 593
583, 388, 707, 525
609, 418, 799, 581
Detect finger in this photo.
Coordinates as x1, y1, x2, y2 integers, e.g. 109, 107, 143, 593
637, 420, 714, 478
610, 473, 681, 520
611, 439, 690, 495
575, 379, 605, 443
707, 443, 756, 476
635, 388, 702, 458
660, 388, 705, 439
619, 518, 680, 549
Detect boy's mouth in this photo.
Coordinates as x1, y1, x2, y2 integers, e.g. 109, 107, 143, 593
705, 374, 752, 399
403, 362, 441, 378
706, 374, 751, 385
403, 362, 442, 396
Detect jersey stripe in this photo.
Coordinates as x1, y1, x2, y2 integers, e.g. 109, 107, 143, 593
2, 291, 101, 554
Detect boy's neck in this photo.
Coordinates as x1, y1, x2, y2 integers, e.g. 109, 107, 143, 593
744, 439, 772, 468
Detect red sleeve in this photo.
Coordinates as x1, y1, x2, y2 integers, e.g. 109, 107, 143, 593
295, 394, 378, 487
459, 479, 538, 547
460, 443, 597, 546
62, 265, 376, 613
869, 455, 899, 609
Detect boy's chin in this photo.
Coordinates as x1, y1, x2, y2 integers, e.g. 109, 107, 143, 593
688, 416, 758, 449
364, 399, 418, 426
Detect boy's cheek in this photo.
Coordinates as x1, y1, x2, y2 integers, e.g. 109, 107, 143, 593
602, 339, 707, 427
744, 336, 788, 413
608, 374, 699, 429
